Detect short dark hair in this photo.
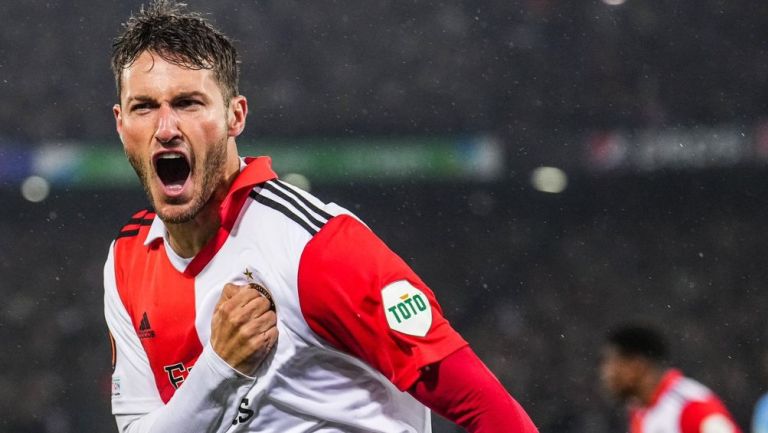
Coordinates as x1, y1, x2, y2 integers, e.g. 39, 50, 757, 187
111, 0, 240, 101
606, 324, 668, 363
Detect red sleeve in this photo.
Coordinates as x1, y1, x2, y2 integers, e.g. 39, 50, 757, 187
298, 214, 468, 390
410, 346, 538, 433
680, 400, 742, 433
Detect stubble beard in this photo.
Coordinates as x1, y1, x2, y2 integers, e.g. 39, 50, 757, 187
126, 136, 229, 224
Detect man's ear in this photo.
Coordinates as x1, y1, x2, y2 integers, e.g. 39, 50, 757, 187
227, 96, 248, 137
113, 104, 124, 143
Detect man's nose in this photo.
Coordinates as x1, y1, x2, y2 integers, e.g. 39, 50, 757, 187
154, 105, 181, 144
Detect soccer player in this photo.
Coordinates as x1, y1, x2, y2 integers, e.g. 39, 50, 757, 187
753, 352, 768, 433
103, 1, 538, 432
599, 324, 742, 433
755, 392, 768, 433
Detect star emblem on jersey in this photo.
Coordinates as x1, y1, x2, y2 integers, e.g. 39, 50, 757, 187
381, 280, 432, 337
243, 268, 254, 281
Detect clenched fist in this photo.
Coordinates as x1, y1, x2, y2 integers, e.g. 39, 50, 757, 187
210, 283, 278, 376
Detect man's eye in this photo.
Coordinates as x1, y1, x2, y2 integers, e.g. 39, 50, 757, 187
176, 99, 201, 108
131, 103, 152, 112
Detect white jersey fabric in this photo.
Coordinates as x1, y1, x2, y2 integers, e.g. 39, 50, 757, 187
630, 370, 740, 433
104, 157, 466, 433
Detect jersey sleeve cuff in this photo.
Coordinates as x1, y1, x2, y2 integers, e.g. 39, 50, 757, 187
202, 344, 258, 382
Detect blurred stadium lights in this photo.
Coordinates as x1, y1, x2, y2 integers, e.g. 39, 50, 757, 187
2, 124, 766, 190
0, 135, 505, 188
282, 173, 312, 191
601, 0, 627, 5
530, 166, 568, 194
20, 175, 50, 202
586, 126, 754, 171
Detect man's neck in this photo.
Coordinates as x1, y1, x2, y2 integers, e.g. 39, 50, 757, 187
165, 204, 222, 258
164, 155, 242, 258
637, 367, 665, 406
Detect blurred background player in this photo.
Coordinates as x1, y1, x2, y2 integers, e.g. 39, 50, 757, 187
599, 324, 742, 433
753, 352, 768, 433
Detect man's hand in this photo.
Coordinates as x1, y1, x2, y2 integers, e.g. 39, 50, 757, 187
210, 283, 278, 376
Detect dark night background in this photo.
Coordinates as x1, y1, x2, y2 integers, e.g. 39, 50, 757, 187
1, 1, 767, 431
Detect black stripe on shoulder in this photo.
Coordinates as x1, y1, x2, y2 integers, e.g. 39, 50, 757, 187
273, 179, 333, 221
262, 182, 327, 229
249, 190, 317, 236
116, 229, 140, 239
126, 218, 154, 226
116, 208, 155, 240
130, 207, 155, 219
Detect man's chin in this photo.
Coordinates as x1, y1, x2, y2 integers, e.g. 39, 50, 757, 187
153, 201, 200, 224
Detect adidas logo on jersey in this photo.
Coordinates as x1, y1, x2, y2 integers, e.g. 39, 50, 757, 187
137, 312, 156, 339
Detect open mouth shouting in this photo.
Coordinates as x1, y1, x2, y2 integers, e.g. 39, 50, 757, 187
153, 151, 192, 199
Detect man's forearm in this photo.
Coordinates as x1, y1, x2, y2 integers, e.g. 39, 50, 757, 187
115, 345, 254, 433
410, 346, 538, 433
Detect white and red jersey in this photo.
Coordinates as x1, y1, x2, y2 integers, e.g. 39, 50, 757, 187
629, 370, 742, 433
104, 157, 468, 432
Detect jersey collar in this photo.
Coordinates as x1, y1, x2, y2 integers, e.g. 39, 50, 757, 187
143, 156, 278, 249
144, 214, 166, 246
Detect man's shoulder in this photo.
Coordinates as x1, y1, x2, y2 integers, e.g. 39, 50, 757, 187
113, 207, 156, 245
680, 400, 740, 433
673, 377, 740, 433
246, 179, 352, 237
671, 375, 717, 402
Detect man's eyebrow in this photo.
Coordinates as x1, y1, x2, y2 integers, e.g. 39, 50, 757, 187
173, 91, 209, 101
125, 95, 156, 105
125, 92, 209, 105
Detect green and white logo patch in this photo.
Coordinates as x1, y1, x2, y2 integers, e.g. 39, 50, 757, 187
381, 280, 432, 337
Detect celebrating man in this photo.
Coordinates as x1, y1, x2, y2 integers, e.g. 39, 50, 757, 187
103, 1, 538, 432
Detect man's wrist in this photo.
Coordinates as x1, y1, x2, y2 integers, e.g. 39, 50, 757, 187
204, 344, 257, 381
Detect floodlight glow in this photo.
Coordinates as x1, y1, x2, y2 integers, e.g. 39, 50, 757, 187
283, 173, 311, 191
530, 167, 568, 194
21, 176, 50, 202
